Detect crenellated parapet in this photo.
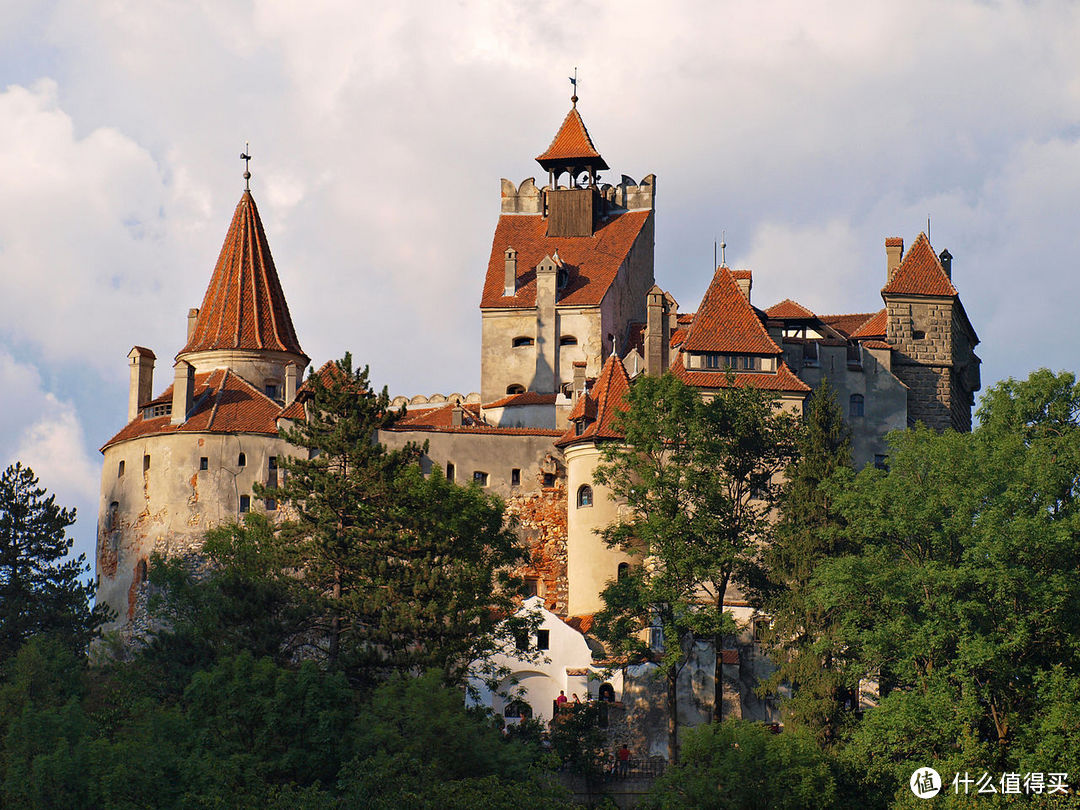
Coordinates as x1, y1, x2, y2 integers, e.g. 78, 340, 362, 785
390, 392, 481, 409
500, 174, 656, 216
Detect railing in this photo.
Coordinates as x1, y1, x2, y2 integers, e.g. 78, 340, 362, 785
600, 758, 666, 780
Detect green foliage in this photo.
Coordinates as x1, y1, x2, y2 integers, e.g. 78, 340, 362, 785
757, 379, 856, 743
0, 463, 108, 658
641, 719, 838, 809
591, 371, 796, 758
547, 702, 609, 776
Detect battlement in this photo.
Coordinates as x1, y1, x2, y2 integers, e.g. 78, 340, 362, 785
390, 392, 481, 409
500, 174, 656, 215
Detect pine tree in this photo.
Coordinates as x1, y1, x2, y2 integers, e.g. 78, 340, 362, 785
0, 463, 108, 658
260, 354, 527, 685
757, 378, 854, 744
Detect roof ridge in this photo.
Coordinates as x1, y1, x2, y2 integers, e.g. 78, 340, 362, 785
881, 232, 958, 297
682, 266, 780, 355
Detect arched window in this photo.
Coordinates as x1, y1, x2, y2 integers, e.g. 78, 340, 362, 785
504, 699, 532, 719
512, 336, 534, 348
577, 485, 593, 508
506, 384, 525, 395
238, 452, 247, 467
560, 335, 578, 346
598, 683, 615, 702
617, 562, 630, 581
849, 394, 865, 418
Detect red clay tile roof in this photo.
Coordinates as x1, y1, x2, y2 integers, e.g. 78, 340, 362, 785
480, 211, 650, 309
277, 399, 306, 420
885, 237, 904, 247
671, 355, 811, 394
862, 339, 892, 350
719, 649, 739, 665
384, 424, 563, 437
131, 346, 156, 358
681, 267, 781, 355
536, 106, 608, 170
567, 391, 598, 422
819, 312, 879, 338
881, 232, 958, 297
766, 299, 816, 319
851, 308, 887, 339
556, 354, 631, 447
482, 392, 560, 409
396, 402, 487, 429
179, 192, 307, 361
102, 368, 283, 450
731, 269, 752, 281
564, 614, 595, 634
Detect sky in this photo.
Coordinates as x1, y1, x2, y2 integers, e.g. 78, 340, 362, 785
3, 0, 1080, 567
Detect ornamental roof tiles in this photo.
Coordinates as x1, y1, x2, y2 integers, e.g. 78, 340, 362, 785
680, 267, 781, 355
102, 368, 284, 450
881, 232, 958, 297
765, 299, 816, 319
179, 192, 307, 361
556, 353, 631, 447
851, 308, 887, 339
480, 211, 650, 309
536, 106, 608, 171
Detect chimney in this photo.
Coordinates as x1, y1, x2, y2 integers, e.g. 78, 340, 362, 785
127, 347, 156, 422
504, 247, 517, 296
171, 360, 194, 425
733, 270, 752, 303
572, 362, 587, 404
187, 308, 200, 341
284, 363, 299, 406
644, 285, 670, 376
885, 237, 904, 283
939, 249, 952, 279
451, 405, 464, 427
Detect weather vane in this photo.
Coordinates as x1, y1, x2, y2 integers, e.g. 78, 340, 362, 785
241, 142, 252, 191
721, 231, 727, 267
569, 67, 578, 106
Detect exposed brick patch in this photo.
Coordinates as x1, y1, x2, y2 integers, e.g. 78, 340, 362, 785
507, 484, 568, 615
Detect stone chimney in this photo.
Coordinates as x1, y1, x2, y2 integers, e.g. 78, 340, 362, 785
572, 361, 587, 404
284, 363, 299, 406
939, 249, 952, 279
885, 237, 904, 283
644, 285, 671, 377
504, 247, 517, 296
187, 308, 200, 341
733, 270, 752, 302
171, 360, 194, 425
451, 405, 464, 427
127, 347, 156, 422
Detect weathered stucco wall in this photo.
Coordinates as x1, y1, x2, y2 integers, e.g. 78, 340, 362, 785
97, 431, 294, 633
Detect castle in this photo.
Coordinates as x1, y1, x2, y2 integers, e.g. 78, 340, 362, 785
96, 94, 980, 741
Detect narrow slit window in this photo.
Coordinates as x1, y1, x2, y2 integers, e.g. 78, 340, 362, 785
850, 394, 865, 418
511, 468, 521, 487
199, 457, 208, 471
117, 460, 125, 478
143, 455, 150, 473
238, 453, 246, 468
577, 485, 593, 507
446, 462, 455, 481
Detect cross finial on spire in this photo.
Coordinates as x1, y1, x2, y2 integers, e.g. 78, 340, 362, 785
240, 142, 252, 191
569, 67, 578, 106
720, 230, 727, 267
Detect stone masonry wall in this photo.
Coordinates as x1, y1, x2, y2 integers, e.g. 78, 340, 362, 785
887, 298, 956, 431
505, 482, 569, 616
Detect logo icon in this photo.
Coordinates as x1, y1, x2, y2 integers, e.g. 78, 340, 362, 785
910, 767, 942, 798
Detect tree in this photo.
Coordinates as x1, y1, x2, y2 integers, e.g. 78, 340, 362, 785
803, 370, 1080, 793
0, 463, 107, 658
640, 719, 838, 810
591, 372, 796, 760
756, 378, 856, 744
257, 353, 527, 685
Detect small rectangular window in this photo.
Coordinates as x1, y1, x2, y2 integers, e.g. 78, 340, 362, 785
199, 457, 208, 471
238, 453, 246, 467
543, 473, 555, 488
524, 577, 539, 597
117, 460, 125, 478
912, 329, 926, 340
143, 455, 150, 473
473, 471, 489, 486
265, 383, 279, 399
515, 632, 529, 652
446, 462, 455, 481
536, 629, 550, 650
239, 495, 250, 513
705, 353, 720, 369
511, 468, 521, 487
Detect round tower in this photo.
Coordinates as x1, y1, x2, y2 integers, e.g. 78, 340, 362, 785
96, 185, 308, 634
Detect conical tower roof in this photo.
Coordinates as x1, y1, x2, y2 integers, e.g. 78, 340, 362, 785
179, 191, 307, 360
536, 104, 609, 172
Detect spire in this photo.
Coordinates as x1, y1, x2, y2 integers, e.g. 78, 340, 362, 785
536, 103, 609, 175
178, 192, 307, 360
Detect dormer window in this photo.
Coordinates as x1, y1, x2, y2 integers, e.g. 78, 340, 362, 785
512, 337, 534, 348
